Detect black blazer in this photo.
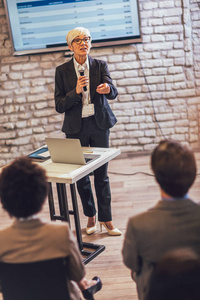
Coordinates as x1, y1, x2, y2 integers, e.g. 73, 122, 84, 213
55, 56, 118, 134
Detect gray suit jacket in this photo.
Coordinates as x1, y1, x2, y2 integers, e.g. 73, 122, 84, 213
122, 199, 200, 300
55, 56, 117, 134
0, 218, 85, 300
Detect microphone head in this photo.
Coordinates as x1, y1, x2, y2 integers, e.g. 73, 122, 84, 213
78, 65, 85, 74
78, 65, 87, 91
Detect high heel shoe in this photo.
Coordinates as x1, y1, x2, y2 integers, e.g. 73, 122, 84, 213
86, 213, 97, 235
99, 222, 122, 236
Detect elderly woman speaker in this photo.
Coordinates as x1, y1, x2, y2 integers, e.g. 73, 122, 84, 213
54, 27, 121, 236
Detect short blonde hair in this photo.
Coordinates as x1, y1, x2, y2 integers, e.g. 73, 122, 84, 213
66, 27, 92, 46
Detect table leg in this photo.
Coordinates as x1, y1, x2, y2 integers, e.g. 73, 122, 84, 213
48, 182, 105, 264
56, 183, 70, 224
70, 184, 105, 265
47, 182, 70, 224
70, 184, 83, 251
48, 183, 56, 221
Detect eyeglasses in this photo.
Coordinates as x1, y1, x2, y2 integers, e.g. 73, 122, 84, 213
72, 37, 91, 45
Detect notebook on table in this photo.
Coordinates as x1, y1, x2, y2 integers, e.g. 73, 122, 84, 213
45, 137, 100, 165
28, 146, 50, 161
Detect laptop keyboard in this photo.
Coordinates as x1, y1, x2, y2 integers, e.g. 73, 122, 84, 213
85, 157, 93, 163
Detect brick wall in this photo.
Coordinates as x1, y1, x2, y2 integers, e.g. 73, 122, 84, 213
0, 0, 200, 166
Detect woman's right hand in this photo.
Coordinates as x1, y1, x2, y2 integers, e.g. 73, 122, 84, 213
76, 75, 88, 94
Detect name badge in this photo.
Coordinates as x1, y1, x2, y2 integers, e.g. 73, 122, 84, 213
82, 104, 94, 118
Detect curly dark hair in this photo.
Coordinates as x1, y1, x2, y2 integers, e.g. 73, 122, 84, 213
151, 140, 196, 197
0, 157, 48, 218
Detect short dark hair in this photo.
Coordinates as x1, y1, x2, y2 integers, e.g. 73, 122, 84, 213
0, 157, 48, 218
146, 248, 200, 300
151, 140, 196, 197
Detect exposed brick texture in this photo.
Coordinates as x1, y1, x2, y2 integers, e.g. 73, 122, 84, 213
0, 0, 200, 166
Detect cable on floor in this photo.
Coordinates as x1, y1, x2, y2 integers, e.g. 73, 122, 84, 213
108, 171, 154, 176
108, 171, 200, 176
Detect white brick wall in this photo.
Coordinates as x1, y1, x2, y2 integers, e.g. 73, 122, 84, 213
0, 0, 200, 166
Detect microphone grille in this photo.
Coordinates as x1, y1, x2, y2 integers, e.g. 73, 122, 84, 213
78, 65, 85, 72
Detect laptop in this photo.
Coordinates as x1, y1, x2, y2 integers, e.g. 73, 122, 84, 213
45, 137, 100, 165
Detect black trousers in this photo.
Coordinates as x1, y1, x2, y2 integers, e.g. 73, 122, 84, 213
66, 116, 112, 222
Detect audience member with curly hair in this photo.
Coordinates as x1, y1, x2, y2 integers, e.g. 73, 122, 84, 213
0, 156, 98, 300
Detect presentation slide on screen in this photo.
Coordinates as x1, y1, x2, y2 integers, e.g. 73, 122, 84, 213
6, 0, 140, 51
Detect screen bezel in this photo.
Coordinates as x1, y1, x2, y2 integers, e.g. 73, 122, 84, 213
3, 0, 142, 56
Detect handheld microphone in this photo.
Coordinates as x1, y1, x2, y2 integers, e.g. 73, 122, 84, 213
78, 65, 87, 91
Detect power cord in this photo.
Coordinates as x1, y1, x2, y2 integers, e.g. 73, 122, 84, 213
108, 171, 200, 176
135, 44, 167, 139
108, 171, 154, 176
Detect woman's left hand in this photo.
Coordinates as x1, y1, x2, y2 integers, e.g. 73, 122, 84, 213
96, 83, 110, 94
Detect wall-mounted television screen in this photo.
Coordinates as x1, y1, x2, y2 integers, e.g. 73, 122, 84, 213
3, 0, 142, 56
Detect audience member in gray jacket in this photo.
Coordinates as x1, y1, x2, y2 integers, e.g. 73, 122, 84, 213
122, 140, 200, 300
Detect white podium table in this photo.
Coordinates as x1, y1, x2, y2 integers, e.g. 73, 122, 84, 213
35, 146, 121, 264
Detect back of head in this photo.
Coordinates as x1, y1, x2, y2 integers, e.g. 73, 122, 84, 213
151, 140, 196, 197
146, 248, 200, 300
66, 27, 91, 46
0, 157, 48, 218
